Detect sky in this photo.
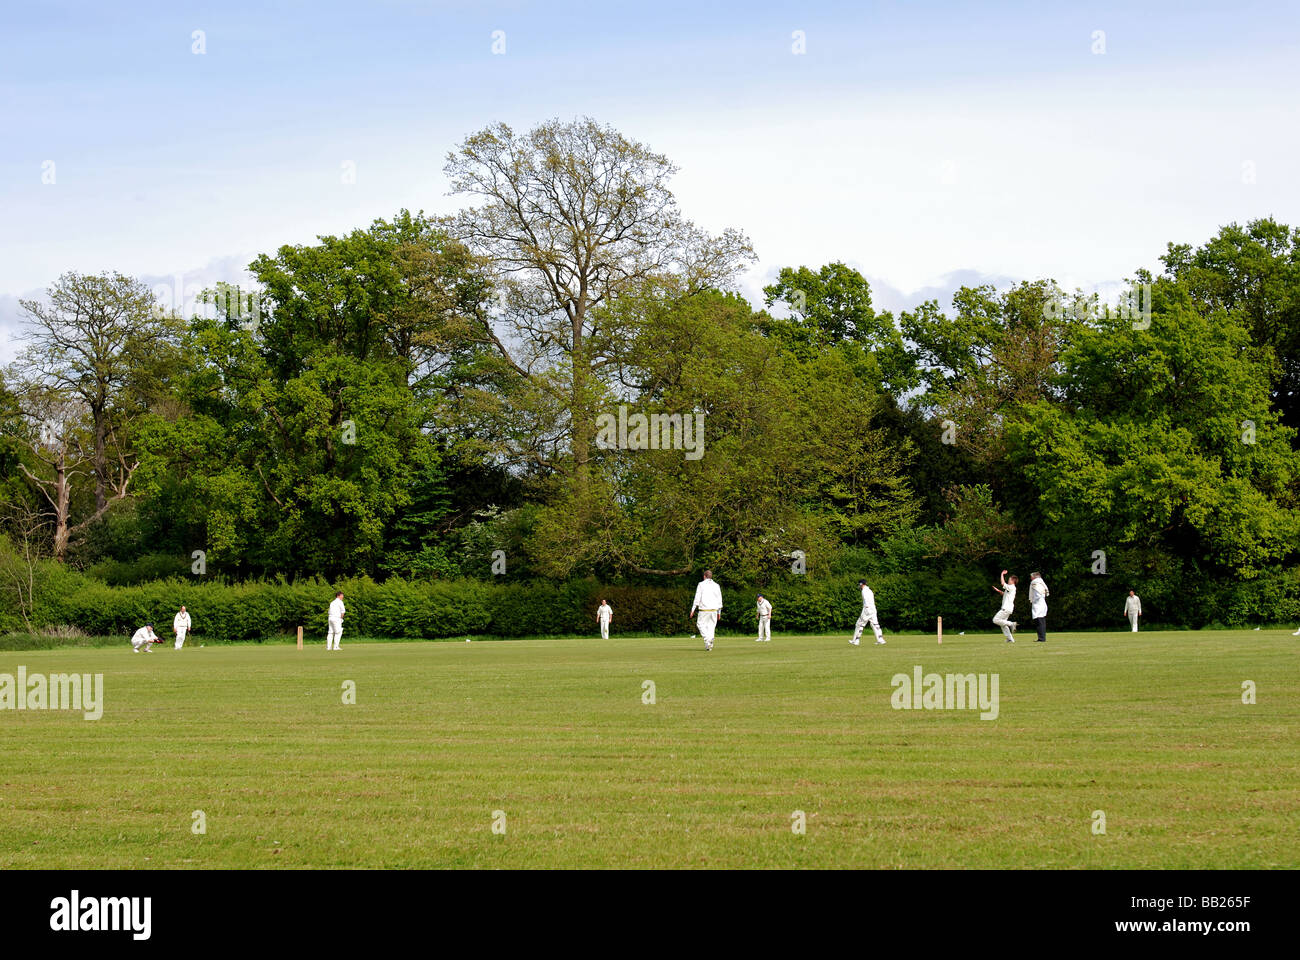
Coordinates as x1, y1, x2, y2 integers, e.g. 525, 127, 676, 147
1, 0, 1297, 359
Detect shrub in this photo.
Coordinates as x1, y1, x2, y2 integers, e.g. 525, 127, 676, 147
22, 565, 1300, 639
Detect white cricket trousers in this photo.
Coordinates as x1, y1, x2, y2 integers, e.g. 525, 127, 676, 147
853, 606, 883, 643
697, 610, 718, 648
174, 628, 187, 650
1128, 612, 1139, 632
757, 615, 771, 642
993, 608, 1015, 641
327, 618, 344, 650
599, 620, 610, 639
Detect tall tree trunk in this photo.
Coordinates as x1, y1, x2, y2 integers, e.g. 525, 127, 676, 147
93, 416, 107, 512
571, 313, 592, 498
53, 459, 71, 562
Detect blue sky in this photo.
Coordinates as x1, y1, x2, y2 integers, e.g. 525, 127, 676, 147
2, 0, 1297, 357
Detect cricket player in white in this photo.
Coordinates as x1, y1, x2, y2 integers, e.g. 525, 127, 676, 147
130, 624, 160, 652
689, 570, 723, 651
755, 594, 772, 642
992, 570, 1018, 642
327, 592, 346, 650
1124, 590, 1141, 632
851, 580, 885, 645
597, 600, 613, 639
1028, 572, 1049, 643
173, 605, 192, 649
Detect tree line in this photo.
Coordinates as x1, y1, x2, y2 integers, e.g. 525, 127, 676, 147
3, 117, 1300, 629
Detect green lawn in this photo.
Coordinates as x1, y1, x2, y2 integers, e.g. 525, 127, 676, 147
1, 629, 1295, 868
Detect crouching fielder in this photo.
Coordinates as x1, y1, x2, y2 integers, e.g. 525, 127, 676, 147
327, 592, 345, 650
756, 594, 772, 642
597, 600, 613, 639
689, 570, 723, 652
851, 580, 885, 646
173, 605, 192, 649
131, 624, 160, 653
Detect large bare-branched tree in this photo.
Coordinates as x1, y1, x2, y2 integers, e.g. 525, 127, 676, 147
1, 377, 133, 560
6, 272, 175, 557
444, 118, 756, 492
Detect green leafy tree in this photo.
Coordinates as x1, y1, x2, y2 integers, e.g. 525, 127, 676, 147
529, 290, 917, 580
1004, 280, 1300, 577
135, 213, 493, 577
1160, 218, 1300, 428
902, 279, 1079, 477
762, 261, 917, 394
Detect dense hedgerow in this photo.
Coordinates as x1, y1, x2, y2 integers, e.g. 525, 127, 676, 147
7, 559, 1300, 642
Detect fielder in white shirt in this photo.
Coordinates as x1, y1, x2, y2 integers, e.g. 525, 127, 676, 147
327, 592, 346, 650
992, 570, 1018, 642
131, 624, 160, 653
755, 594, 773, 642
597, 600, 613, 639
689, 570, 723, 652
1028, 572, 1049, 643
173, 606, 192, 649
851, 580, 886, 646
1123, 591, 1142, 632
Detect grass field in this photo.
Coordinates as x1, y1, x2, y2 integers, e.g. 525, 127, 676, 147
1, 629, 1296, 868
